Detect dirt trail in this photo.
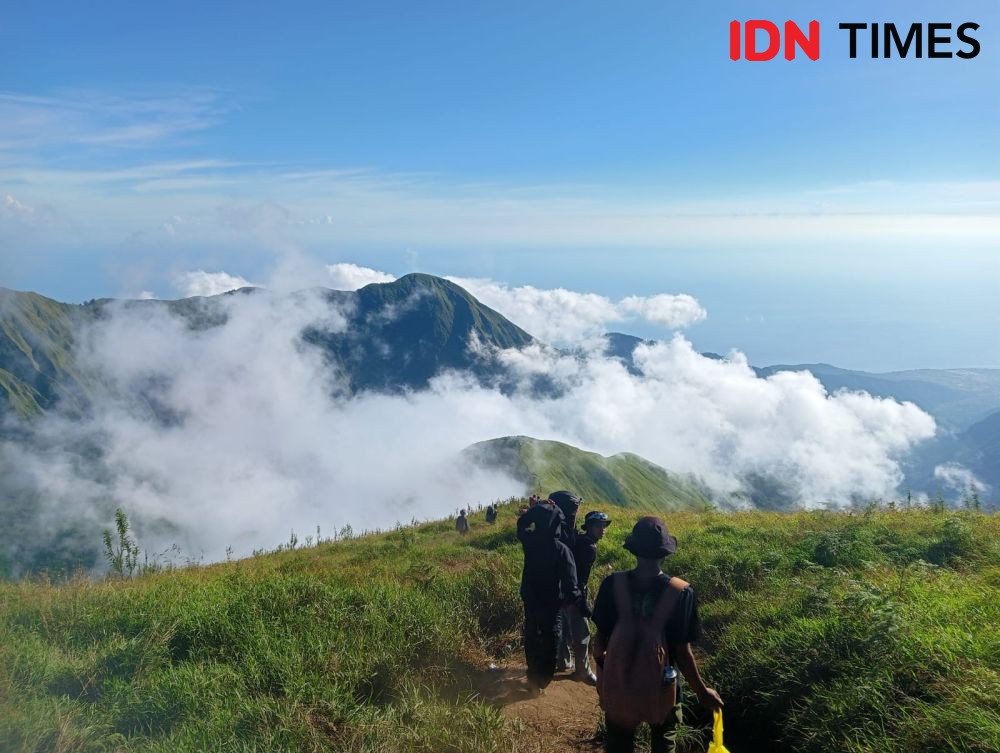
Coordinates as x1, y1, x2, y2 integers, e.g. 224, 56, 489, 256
475, 664, 602, 752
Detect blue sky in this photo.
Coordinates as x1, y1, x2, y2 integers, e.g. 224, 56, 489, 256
1, 1, 998, 369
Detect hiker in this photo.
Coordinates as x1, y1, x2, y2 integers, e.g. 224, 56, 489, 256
485, 504, 498, 524
455, 509, 470, 535
546, 491, 581, 672
592, 516, 723, 753
558, 510, 611, 684
517, 503, 579, 694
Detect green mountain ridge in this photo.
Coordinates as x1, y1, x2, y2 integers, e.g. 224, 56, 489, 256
0, 274, 534, 417
463, 435, 713, 511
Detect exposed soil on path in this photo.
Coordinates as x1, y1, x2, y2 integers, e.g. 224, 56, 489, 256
473, 664, 603, 753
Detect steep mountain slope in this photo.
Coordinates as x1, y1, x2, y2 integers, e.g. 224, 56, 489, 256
463, 435, 713, 511
308, 273, 534, 392
0, 288, 98, 418
948, 410, 1000, 493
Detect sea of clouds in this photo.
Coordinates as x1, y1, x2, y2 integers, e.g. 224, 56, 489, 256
2, 262, 940, 567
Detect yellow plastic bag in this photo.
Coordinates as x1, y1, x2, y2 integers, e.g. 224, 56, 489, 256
706, 709, 731, 753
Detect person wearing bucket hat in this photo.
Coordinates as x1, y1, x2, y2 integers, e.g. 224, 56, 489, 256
591, 516, 723, 753
623, 515, 676, 558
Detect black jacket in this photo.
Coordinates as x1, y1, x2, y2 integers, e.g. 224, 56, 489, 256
517, 505, 580, 605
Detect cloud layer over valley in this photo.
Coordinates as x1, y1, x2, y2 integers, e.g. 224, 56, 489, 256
1, 267, 938, 571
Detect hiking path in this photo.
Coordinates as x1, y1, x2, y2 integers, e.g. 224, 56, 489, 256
474, 663, 602, 752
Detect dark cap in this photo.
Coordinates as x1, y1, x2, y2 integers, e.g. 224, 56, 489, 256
624, 516, 677, 558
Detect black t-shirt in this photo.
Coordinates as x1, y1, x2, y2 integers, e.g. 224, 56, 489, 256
591, 570, 701, 648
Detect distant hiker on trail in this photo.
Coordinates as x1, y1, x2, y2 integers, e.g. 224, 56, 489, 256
528, 494, 541, 508
456, 510, 470, 535
485, 504, 498, 524
517, 503, 579, 695
558, 510, 611, 684
592, 516, 723, 753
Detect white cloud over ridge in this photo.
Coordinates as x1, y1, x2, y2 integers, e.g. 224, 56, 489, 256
2, 274, 938, 567
448, 276, 707, 343
326, 262, 395, 291
176, 270, 257, 297
933, 463, 989, 495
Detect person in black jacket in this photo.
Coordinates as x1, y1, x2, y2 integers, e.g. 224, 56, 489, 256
517, 502, 579, 694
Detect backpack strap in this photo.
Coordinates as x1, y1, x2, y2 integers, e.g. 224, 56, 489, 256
649, 577, 681, 631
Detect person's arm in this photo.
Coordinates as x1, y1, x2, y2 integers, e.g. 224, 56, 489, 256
577, 541, 596, 580
558, 544, 580, 605
675, 643, 723, 710
590, 575, 616, 667
593, 631, 608, 668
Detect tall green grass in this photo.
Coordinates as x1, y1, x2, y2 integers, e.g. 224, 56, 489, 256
1, 506, 997, 752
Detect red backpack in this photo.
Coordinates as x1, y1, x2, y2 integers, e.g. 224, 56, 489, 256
596, 572, 689, 728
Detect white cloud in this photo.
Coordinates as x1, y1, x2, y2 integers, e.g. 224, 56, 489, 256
448, 276, 705, 343
1, 193, 36, 227
933, 463, 989, 495
176, 270, 257, 298
619, 294, 707, 328
326, 263, 396, 291
4, 152, 999, 255
0, 88, 227, 152
1, 270, 940, 569
485, 335, 936, 505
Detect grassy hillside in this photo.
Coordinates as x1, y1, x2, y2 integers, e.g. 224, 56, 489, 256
464, 435, 713, 511
2, 506, 997, 753
0, 288, 94, 418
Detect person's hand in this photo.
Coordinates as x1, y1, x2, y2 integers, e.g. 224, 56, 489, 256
696, 687, 724, 710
